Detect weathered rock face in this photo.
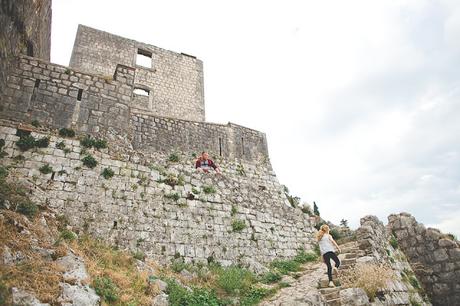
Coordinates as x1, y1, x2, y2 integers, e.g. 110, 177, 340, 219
0, 124, 316, 265
355, 215, 430, 305
388, 213, 460, 306
0, 0, 52, 95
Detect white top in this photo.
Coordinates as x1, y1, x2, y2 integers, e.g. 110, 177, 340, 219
318, 234, 336, 255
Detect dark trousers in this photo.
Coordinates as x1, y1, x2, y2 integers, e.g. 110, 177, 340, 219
323, 251, 340, 281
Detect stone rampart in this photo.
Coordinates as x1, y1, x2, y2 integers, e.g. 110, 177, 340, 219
0, 55, 268, 163
0, 124, 315, 265
388, 213, 460, 306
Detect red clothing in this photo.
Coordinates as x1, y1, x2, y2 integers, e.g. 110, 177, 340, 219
195, 158, 217, 172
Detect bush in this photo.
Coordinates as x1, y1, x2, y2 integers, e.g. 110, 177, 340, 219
0, 166, 8, 180
261, 271, 282, 284
293, 250, 318, 263
241, 287, 274, 306
168, 152, 180, 162
166, 279, 222, 306
93, 276, 119, 303
101, 168, 115, 179
133, 251, 145, 261
171, 259, 189, 273
16, 200, 38, 218
164, 193, 180, 201
60, 229, 77, 241
389, 235, 399, 249
329, 228, 342, 240
231, 219, 246, 232
15, 135, 36, 151
80, 135, 107, 149
59, 128, 76, 138
270, 259, 301, 275
217, 266, 255, 294
56, 141, 66, 150
93, 139, 108, 149
39, 164, 53, 174
203, 185, 216, 194
34, 136, 50, 148
82, 155, 97, 168
0, 281, 10, 306
31, 120, 41, 127
339, 263, 394, 301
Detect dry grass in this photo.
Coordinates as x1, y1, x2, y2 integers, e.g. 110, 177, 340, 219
339, 262, 395, 301
0, 210, 64, 304
70, 235, 158, 305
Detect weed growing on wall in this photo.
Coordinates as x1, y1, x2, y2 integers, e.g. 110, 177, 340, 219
58, 128, 75, 138
82, 155, 97, 168
39, 164, 53, 174
231, 219, 246, 232
101, 168, 115, 179
203, 185, 216, 194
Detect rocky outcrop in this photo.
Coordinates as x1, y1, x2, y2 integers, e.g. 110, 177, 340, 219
354, 215, 430, 305
388, 213, 460, 306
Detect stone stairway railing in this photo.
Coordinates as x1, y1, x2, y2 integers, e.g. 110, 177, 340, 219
317, 241, 364, 306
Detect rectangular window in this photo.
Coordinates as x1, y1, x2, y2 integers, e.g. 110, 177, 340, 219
133, 87, 150, 96
77, 89, 83, 101
219, 137, 223, 157
241, 137, 245, 155
34, 79, 40, 88
136, 49, 152, 68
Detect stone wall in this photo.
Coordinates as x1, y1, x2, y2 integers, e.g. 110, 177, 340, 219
0, 55, 267, 163
388, 213, 460, 306
0, 0, 52, 94
0, 124, 316, 265
355, 215, 430, 305
69, 25, 205, 122
131, 114, 269, 163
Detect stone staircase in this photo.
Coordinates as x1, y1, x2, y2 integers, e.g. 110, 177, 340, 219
317, 241, 364, 305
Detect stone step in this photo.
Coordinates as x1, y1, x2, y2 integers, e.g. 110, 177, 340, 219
340, 247, 359, 254
340, 258, 356, 266
343, 253, 357, 259
322, 290, 340, 300
320, 287, 340, 295
339, 241, 358, 248
326, 298, 342, 306
318, 278, 340, 288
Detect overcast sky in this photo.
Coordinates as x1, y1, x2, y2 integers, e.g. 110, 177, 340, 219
51, 0, 460, 237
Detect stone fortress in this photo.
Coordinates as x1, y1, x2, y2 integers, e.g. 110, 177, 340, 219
1, 1, 459, 305
0, 0, 314, 266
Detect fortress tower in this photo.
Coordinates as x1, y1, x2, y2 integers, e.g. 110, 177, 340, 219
69, 25, 205, 122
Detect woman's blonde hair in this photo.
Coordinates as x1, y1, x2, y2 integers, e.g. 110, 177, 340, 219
316, 224, 330, 241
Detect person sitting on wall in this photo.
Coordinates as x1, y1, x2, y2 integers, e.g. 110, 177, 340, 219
195, 151, 221, 174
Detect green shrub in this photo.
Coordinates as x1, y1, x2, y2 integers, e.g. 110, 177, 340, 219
168, 152, 180, 162
80, 135, 94, 148
329, 228, 342, 240
270, 259, 301, 275
231, 219, 246, 232
93, 276, 119, 303
171, 259, 189, 273
191, 187, 200, 195
236, 163, 246, 176
217, 266, 255, 294
409, 275, 421, 289
15, 135, 36, 151
240, 287, 274, 306
293, 250, 318, 263
82, 155, 97, 168
0, 166, 8, 180
16, 200, 38, 218
0, 281, 10, 306
203, 185, 216, 194
133, 251, 145, 261
231, 205, 237, 216
56, 141, 66, 150
101, 168, 115, 179
389, 235, 399, 249
166, 279, 222, 306
31, 120, 41, 127
261, 271, 282, 284
164, 193, 180, 201
39, 164, 53, 174
60, 229, 77, 241
93, 139, 108, 149
34, 136, 50, 148
59, 128, 76, 138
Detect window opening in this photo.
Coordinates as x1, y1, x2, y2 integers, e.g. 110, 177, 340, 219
77, 89, 83, 101
218, 138, 223, 157
133, 87, 150, 96
136, 49, 152, 68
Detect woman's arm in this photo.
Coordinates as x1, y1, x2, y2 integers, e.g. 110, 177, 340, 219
329, 235, 341, 252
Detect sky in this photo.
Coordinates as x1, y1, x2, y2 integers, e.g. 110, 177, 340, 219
51, 0, 460, 237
